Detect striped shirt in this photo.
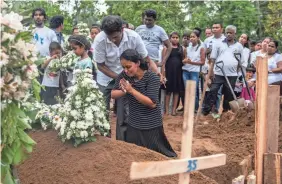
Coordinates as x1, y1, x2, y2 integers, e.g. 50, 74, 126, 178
113, 71, 162, 130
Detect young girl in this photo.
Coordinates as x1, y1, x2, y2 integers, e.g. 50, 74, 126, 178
68, 35, 93, 70
111, 49, 177, 158
162, 32, 184, 116
240, 66, 256, 101
41, 42, 64, 105
182, 28, 205, 112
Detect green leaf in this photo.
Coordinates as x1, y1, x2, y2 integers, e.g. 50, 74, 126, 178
2, 166, 15, 184
17, 118, 32, 129
32, 79, 42, 101
2, 146, 14, 164
74, 138, 82, 147
18, 129, 36, 145
25, 110, 38, 122
89, 136, 96, 142
22, 142, 34, 153
34, 57, 45, 66
12, 146, 25, 165
14, 31, 32, 42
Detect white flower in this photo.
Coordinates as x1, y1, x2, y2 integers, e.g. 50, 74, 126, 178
53, 115, 62, 124
85, 113, 93, 121
0, 51, 9, 67
70, 121, 76, 129
89, 93, 96, 99
60, 127, 65, 135
1, 32, 15, 42
41, 123, 47, 130
74, 69, 82, 74
80, 131, 88, 138
84, 68, 92, 73
103, 123, 110, 130
66, 131, 72, 140
75, 100, 81, 108
55, 122, 61, 130
91, 105, 99, 112
75, 95, 81, 100
85, 97, 92, 102
0, 0, 8, 8
70, 110, 79, 117
1, 11, 23, 31
0, 77, 4, 88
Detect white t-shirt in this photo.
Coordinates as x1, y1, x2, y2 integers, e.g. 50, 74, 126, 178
42, 57, 60, 87
92, 28, 148, 87
267, 53, 282, 84
211, 40, 244, 77
250, 50, 267, 65
33, 26, 58, 57
182, 43, 204, 72
242, 47, 250, 68
202, 35, 226, 73
135, 25, 168, 61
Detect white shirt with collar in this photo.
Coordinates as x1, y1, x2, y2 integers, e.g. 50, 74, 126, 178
92, 28, 148, 87
203, 34, 226, 49
202, 34, 226, 73
210, 39, 244, 77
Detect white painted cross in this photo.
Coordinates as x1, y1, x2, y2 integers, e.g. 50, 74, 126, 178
130, 81, 227, 183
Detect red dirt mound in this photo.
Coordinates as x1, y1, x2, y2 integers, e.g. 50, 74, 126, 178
17, 130, 217, 184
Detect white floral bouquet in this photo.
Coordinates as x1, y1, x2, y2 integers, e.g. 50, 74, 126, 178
48, 51, 77, 73
53, 69, 110, 146
35, 103, 62, 130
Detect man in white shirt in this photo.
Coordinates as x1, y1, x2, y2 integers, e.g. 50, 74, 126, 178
202, 22, 226, 114
92, 15, 158, 140
202, 25, 244, 115
32, 8, 58, 57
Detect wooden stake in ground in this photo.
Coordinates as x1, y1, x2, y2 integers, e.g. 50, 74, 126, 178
255, 56, 268, 184
130, 81, 226, 183
179, 80, 196, 183
264, 153, 282, 183
266, 85, 280, 153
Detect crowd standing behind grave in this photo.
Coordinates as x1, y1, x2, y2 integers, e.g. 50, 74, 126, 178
33, 8, 282, 156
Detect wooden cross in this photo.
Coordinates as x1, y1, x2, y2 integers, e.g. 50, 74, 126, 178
130, 81, 227, 183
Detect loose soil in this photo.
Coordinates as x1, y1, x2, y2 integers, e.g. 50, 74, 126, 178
18, 110, 282, 184
17, 130, 217, 184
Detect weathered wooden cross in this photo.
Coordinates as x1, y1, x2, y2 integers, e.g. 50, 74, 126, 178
130, 81, 227, 183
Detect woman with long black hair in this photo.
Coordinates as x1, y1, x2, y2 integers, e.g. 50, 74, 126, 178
111, 49, 177, 158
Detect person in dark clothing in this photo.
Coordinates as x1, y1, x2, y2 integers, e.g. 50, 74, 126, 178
111, 49, 177, 157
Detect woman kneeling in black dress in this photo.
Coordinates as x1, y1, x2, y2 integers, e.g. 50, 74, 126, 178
111, 49, 177, 158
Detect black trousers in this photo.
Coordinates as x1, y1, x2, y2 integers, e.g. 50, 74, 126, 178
202, 75, 237, 114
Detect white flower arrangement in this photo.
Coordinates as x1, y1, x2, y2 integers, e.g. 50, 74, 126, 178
52, 69, 109, 146
48, 51, 78, 73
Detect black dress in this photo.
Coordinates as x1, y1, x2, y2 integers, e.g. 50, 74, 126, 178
113, 71, 177, 158
165, 48, 184, 93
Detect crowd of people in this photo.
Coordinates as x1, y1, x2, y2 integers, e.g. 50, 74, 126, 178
32, 7, 282, 157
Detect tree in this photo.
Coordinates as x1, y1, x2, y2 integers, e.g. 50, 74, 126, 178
264, 1, 282, 44
104, 1, 188, 35
183, 1, 259, 40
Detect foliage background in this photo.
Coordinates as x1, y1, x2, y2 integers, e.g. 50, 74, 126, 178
7, 0, 282, 47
